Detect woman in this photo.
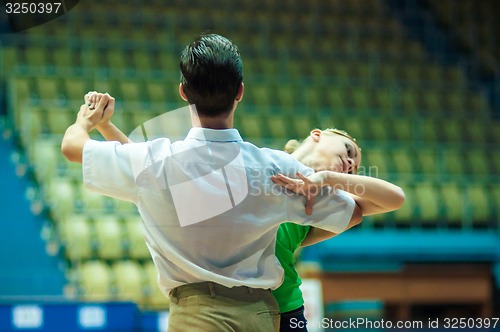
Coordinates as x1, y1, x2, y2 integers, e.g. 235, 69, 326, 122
273, 128, 404, 332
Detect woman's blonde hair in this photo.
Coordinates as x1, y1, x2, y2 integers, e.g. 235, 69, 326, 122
283, 128, 360, 154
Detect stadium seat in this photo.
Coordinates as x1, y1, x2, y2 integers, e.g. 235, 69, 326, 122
467, 184, 493, 228
145, 81, 168, 105
372, 87, 395, 115
362, 148, 389, 178
19, 105, 46, 142
34, 77, 62, 101
46, 178, 77, 220
465, 150, 490, 178
61, 214, 94, 261
265, 114, 292, 141
489, 185, 500, 228
53, 48, 78, 68
78, 260, 113, 301
24, 45, 50, 67
400, 88, 420, 115
143, 260, 170, 309
276, 84, 298, 112
112, 260, 146, 304
414, 182, 442, 227
46, 106, 74, 135
63, 77, 92, 101
421, 89, 445, 115
391, 118, 414, 142
444, 89, 467, 118
30, 138, 62, 182
366, 118, 390, 141
415, 147, 439, 176
442, 149, 466, 176
439, 182, 465, 228
350, 87, 371, 112
325, 87, 350, 113
390, 148, 416, 177
94, 215, 125, 260
440, 119, 463, 143
301, 85, 324, 111
105, 48, 130, 70
119, 80, 144, 103
237, 113, 267, 139
78, 187, 111, 212
124, 215, 150, 260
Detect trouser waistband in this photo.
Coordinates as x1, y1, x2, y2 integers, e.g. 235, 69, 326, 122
169, 281, 271, 303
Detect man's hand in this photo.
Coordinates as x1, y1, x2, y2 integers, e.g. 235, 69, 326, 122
84, 91, 115, 130
271, 172, 328, 215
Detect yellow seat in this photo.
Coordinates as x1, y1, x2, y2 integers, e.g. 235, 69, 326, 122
265, 114, 291, 141
276, 84, 298, 112
94, 215, 125, 260
390, 118, 414, 142
78, 261, 113, 301
325, 87, 349, 112
145, 81, 167, 104
390, 148, 416, 176
414, 182, 442, 226
120, 80, 143, 103
467, 184, 493, 228
442, 149, 465, 176
236, 113, 266, 140
46, 106, 74, 135
35, 77, 62, 101
46, 178, 77, 220
143, 261, 170, 310
79, 187, 109, 212
465, 150, 490, 177
350, 87, 371, 112
416, 147, 439, 175
362, 148, 389, 178
61, 214, 94, 261
124, 215, 150, 260
63, 77, 92, 101
439, 182, 465, 227
400, 88, 420, 114
373, 87, 395, 115
30, 138, 62, 182
112, 260, 146, 304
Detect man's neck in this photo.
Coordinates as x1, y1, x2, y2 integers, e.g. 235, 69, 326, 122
197, 116, 233, 129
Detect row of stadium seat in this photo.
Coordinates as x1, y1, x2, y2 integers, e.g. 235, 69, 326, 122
11, 75, 479, 110
370, 181, 500, 229
68, 259, 168, 309
5, 45, 467, 89
59, 214, 147, 262
19, 111, 499, 159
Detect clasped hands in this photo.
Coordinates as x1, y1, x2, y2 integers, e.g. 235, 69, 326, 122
272, 171, 330, 215
75, 91, 115, 132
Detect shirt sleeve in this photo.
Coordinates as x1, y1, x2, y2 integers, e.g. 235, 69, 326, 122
83, 140, 148, 202
285, 187, 355, 234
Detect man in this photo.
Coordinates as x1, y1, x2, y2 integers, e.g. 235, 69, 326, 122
61, 34, 361, 331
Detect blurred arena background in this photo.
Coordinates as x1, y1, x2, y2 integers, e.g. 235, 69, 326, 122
0, 0, 499, 330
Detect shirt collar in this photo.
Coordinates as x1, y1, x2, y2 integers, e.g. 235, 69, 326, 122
186, 127, 243, 142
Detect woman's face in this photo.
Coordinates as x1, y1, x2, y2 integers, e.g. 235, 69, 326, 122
313, 132, 362, 174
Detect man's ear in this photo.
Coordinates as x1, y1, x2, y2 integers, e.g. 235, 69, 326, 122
235, 83, 244, 102
179, 83, 188, 101
309, 129, 322, 142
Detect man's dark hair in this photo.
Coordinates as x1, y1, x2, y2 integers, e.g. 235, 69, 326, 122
180, 34, 243, 117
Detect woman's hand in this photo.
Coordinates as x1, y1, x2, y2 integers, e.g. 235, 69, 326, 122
271, 172, 329, 215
